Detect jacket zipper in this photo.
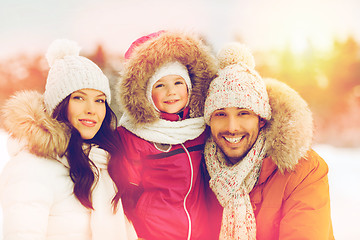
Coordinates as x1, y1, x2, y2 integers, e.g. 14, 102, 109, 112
181, 143, 193, 240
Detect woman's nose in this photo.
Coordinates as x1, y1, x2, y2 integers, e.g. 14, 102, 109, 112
85, 101, 95, 114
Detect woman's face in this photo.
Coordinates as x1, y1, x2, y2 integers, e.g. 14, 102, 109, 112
67, 89, 106, 140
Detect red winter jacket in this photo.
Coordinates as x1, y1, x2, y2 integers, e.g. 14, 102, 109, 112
117, 112, 218, 240
116, 31, 218, 239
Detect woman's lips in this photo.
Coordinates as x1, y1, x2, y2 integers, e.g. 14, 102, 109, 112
79, 119, 97, 127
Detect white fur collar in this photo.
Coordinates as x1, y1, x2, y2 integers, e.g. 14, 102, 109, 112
120, 113, 205, 144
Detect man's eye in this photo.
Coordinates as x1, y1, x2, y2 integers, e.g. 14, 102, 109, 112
214, 112, 225, 117
239, 111, 250, 116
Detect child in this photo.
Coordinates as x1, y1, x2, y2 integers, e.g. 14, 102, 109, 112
113, 30, 218, 240
0, 39, 137, 240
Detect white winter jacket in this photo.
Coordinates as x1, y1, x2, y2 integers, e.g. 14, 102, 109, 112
0, 91, 137, 240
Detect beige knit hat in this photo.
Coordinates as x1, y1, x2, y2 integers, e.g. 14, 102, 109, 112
44, 39, 111, 114
204, 42, 271, 124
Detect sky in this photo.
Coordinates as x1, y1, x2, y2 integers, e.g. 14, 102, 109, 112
0, 0, 360, 59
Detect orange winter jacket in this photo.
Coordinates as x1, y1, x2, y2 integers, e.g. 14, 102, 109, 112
250, 150, 334, 240
208, 150, 334, 240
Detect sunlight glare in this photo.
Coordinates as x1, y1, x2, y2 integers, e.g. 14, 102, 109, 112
290, 29, 309, 54
288, 21, 333, 54
315, 71, 329, 89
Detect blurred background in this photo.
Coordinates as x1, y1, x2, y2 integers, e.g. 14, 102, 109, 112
0, 0, 359, 239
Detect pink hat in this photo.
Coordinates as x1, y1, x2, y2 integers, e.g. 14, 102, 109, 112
124, 30, 192, 112
124, 30, 165, 60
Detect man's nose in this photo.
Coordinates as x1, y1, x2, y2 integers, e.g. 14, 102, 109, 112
226, 115, 239, 133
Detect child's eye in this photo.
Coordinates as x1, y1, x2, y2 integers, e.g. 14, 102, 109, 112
154, 84, 164, 88
175, 81, 184, 85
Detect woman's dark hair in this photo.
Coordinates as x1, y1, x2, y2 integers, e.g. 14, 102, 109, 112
52, 95, 129, 210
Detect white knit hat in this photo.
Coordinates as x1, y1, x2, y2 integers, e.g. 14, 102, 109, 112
204, 42, 271, 124
146, 61, 192, 112
44, 39, 111, 114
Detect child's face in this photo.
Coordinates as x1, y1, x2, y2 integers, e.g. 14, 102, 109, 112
151, 75, 189, 114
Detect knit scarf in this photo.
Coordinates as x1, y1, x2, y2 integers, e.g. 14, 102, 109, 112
119, 113, 205, 144
204, 131, 266, 240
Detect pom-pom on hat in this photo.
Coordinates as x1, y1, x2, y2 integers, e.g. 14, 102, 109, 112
44, 39, 111, 114
204, 42, 271, 124
146, 61, 192, 112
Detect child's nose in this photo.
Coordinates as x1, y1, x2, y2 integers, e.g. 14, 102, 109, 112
167, 85, 176, 95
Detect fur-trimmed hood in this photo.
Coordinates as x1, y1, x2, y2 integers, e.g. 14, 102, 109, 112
116, 31, 218, 126
263, 78, 313, 173
1, 90, 70, 159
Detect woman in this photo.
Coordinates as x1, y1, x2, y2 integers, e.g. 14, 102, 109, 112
0, 39, 137, 240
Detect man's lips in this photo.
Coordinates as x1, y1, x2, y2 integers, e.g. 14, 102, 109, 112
223, 136, 244, 144
79, 119, 97, 127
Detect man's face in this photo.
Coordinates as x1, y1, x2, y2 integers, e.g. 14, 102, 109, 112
209, 107, 265, 165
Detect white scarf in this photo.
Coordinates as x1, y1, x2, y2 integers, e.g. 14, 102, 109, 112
204, 131, 266, 240
119, 113, 205, 144
88, 146, 137, 240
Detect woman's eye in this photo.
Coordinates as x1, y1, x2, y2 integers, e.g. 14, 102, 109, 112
175, 81, 184, 85
72, 96, 83, 100
96, 99, 105, 103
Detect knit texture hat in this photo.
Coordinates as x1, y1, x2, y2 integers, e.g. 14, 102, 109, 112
146, 61, 192, 112
204, 42, 271, 124
44, 39, 111, 114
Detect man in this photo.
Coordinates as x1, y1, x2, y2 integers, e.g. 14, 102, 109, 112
203, 42, 334, 240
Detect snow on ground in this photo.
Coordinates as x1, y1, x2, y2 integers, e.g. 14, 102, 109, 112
0, 130, 8, 237
0, 130, 359, 239
313, 145, 360, 239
